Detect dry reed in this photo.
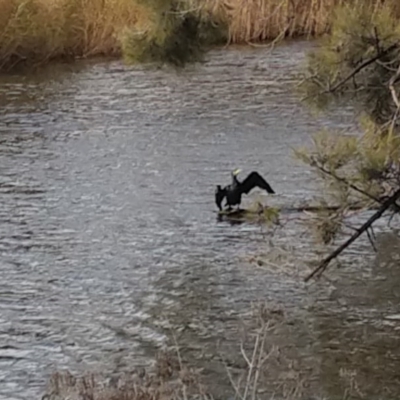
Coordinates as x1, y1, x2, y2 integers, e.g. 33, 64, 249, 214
1, 0, 400, 70
201, 0, 400, 43
0, 0, 147, 70
42, 350, 210, 400
41, 303, 309, 400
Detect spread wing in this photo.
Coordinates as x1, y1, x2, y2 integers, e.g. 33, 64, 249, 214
240, 172, 275, 195
215, 187, 226, 210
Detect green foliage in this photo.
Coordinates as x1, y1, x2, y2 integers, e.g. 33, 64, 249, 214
0, 0, 143, 70
300, 2, 400, 123
296, 2, 400, 247
295, 116, 400, 243
262, 206, 280, 226
120, 0, 227, 68
295, 130, 358, 179
311, 207, 343, 245
296, 125, 400, 201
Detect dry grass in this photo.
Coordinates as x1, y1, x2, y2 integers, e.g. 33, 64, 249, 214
220, 301, 311, 400
42, 350, 210, 400
41, 302, 309, 400
0, 0, 148, 70
201, 0, 400, 43
1, 0, 400, 70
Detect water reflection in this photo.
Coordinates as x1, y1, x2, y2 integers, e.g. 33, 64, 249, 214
310, 232, 400, 399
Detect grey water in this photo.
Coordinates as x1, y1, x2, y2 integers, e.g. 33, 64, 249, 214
0, 41, 399, 400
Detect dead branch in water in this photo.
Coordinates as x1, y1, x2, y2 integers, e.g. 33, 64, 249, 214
305, 188, 400, 282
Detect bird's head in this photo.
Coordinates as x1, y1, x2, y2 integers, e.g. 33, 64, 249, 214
232, 168, 241, 177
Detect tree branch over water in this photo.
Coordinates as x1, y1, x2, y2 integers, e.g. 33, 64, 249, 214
298, 2, 400, 281
324, 43, 399, 95
311, 161, 400, 213
305, 189, 400, 282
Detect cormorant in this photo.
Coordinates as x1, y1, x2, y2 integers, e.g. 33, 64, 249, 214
215, 169, 275, 211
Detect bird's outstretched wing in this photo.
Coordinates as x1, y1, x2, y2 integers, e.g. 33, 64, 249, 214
215, 186, 226, 210
240, 171, 275, 194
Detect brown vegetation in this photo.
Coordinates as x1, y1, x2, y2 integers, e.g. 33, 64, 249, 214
0, 0, 146, 70
298, 0, 400, 281
42, 350, 210, 400
41, 302, 310, 400
1, 0, 400, 70
202, 0, 400, 44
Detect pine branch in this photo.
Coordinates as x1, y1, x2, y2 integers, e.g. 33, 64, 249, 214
305, 188, 400, 282
324, 43, 399, 94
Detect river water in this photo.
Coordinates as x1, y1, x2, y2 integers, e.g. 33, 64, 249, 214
0, 41, 399, 400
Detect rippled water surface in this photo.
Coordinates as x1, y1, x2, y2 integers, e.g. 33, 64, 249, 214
1, 42, 400, 400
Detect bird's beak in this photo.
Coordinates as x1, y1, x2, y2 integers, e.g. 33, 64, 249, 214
233, 168, 241, 176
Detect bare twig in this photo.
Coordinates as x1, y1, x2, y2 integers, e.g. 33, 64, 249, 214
303, 43, 399, 102
305, 188, 400, 282
329, 43, 398, 93
366, 228, 377, 252
240, 343, 252, 368
243, 332, 260, 400
251, 329, 268, 400
171, 332, 184, 371
221, 356, 244, 400
388, 209, 397, 226
389, 64, 400, 109
313, 162, 400, 212
370, 225, 376, 240
376, 59, 398, 72
317, 165, 379, 201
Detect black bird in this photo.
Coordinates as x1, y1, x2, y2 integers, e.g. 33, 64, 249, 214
215, 169, 275, 211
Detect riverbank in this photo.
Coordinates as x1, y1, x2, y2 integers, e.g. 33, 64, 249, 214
1, 0, 399, 71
